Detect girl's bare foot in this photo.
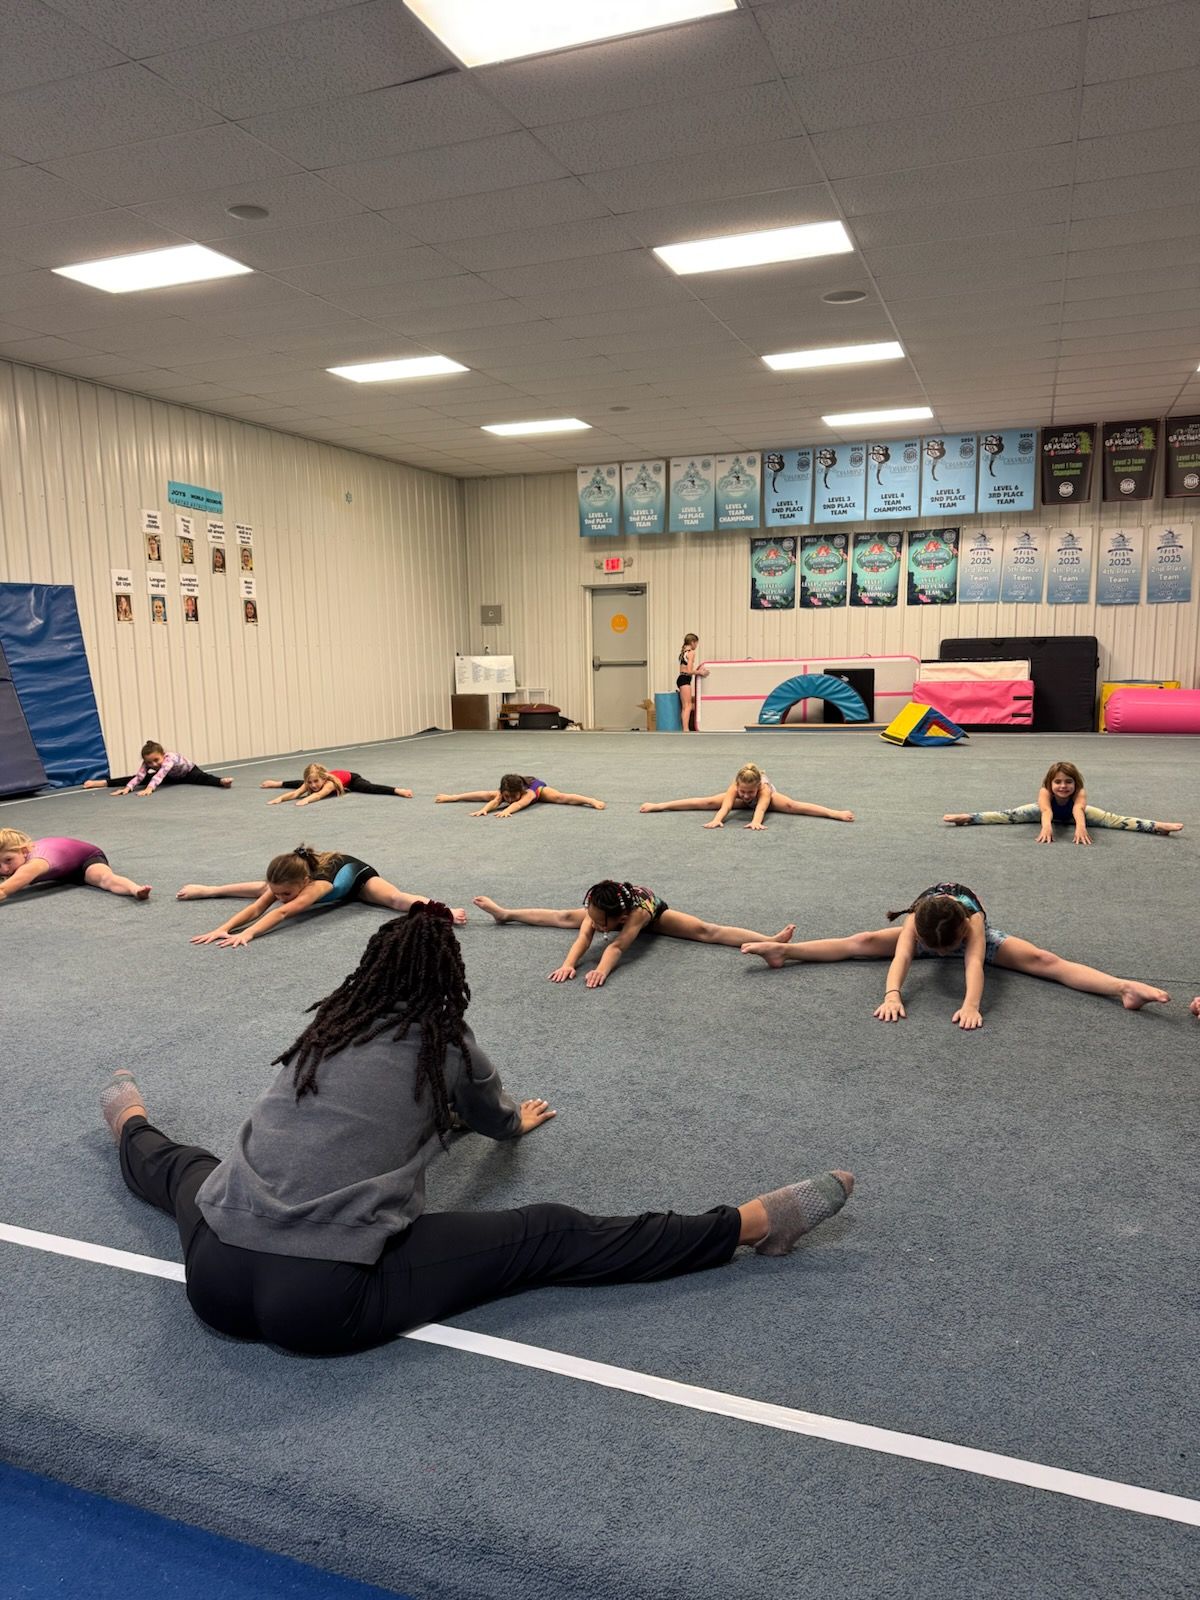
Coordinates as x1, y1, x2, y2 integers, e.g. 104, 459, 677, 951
639, 802, 661, 813
176, 884, 214, 900
434, 794, 451, 803
1119, 980, 1169, 1010
770, 924, 796, 943
396, 788, 414, 798
83, 779, 107, 789
836, 810, 855, 822
741, 940, 789, 968
473, 896, 508, 923
451, 906, 467, 925
1190, 996, 1200, 1018
943, 813, 970, 825
591, 800, 606, 810
219, 777, 233, 788
1155, 821, 1183, 834
134, 885, 152, 901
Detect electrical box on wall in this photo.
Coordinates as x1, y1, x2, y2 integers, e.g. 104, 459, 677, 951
480, 604, 502, 625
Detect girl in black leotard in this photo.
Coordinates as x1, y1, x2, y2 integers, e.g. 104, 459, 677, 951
676, 633, 708, 732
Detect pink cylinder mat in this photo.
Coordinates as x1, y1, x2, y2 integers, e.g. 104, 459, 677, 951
1104, 687, 1200, 734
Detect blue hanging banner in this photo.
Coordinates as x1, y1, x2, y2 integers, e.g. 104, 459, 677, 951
577, 464, 621, 536
167, 480, 223, 514
977, 428, 1037, 512
1045, 527, 1094, 605
920, 434, 977, 517
762, 447, 813, 527
621, 460, 666, 534
957, 528, 1003, 602
668, 457, 715, 532
715, 454, 759, 529
813, 442, 866, 523
865, 439, 921, 520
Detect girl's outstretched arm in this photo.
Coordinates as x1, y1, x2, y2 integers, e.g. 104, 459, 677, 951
586, 910, 651, 988
875, 924, 917, 1021
0, 858, 49, 901
295, 781, 337, 807
191, 887, 275, 943
1072, 786, 1091, 845
1035, 786, 1056, 844
550, 921, 595, 983
472, 793, 505, 816
268, 788, 301, 805
215, 883, 330, 946
954, 918, 987, 1029
705, 783, 738, 829
497, 791, 537, 818
747, 786, 772, 830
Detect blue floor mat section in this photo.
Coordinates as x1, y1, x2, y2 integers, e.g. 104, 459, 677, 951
1, 1462, 410, 1600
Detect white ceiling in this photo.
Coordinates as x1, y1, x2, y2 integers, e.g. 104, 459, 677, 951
1, 0, 1198, 475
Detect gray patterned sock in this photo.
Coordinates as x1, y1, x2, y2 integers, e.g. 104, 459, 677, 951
100, 1070, 145, 1141
755, 1173, 851, 1256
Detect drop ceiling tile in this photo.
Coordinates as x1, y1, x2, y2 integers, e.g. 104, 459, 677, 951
536, 82, 802, 175
874, 258, 1066, 299
438, 217, 644, 274
382, 300, 547, 336
0, 334, 108, 366
319, 276, 509, 318
50, 0, 349, 55
44, 124, 302, 207
271, 246, 464, 295
583, 138, 824, 214
1079, 63, 1200, 137
0, 164, 109, 229
789, 22, 1081, 133
384, 178, 610, 244
142, 0, 449, 120
321, 133, 569, 211
834, 146, 1075, 217
242, 73, 518, 168
1073, 167, 1200, 221
813, 91, 1075, 180
203, 213, 415, 270
132, 172, 367, 239
1060, 307, 1192, 337
516, 280, 692, 320
2, 209, 188, 270
0, 269, 103, 315
243, 321, 424, 355
1068, 237, 1200, 276
0, 64, 222, 164
1075, 122, 1200, 184
862, 227, 1067, 276
1065, 264, 1200, 300
480, 250, 667, 299
0, 0, 126, 95
1084, 0, 1200, 83
852, 187, 1071, 247
754, 0, 1084, 76
1062, 287, 1200, 320
1068, 201, 1200, 249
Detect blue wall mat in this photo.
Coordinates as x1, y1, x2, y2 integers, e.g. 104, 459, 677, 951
0, 633, 46, 793
0, 584, 107, 787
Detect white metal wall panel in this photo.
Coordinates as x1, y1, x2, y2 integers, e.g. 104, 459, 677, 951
0, 361, 468, 770
463, 472, 1200, 721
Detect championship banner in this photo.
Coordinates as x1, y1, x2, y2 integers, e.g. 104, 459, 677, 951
849, 531, 902, 607
762, 447, 813, 527
1146, 523, 1193, 604
749, 536, 797, 610
866, 439, 920, 520
1095, 527, 1144, 605
799, 533, 848, 608
669, 457, 715, 532
813, 442, 866, 523
578, 465, 620, 536
957, 529, 1002, 602
906, 528, 959, 605
621, 460, 666, 534
977, 428, 1036, 512
1045, 526, 1094, 605
1039, 426, 1096, 505
920, 434, 977, 517
999, 526, 1046, 604
1164, 417, 1200, 498
1102, 421, 1158, 502
715, 454, 759, 529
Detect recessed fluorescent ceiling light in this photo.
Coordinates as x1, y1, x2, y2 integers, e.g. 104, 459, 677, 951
404, 0, 736, 66
327, 356, 468, 382
482, 418, 591, 436
764, 341, 905, 372
821, 406, 934, 428
653, 221, 853, 276
53, 244, 252, 293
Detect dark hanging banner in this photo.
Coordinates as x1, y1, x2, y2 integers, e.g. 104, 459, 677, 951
1039, 425, 1095, 505
1164, 416, 1200, 498
1101, 419, 1159, 502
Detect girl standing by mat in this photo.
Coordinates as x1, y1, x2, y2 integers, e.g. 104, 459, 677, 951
741, 880, 1168, 1027
101, 906, 853, 1356
261, 764, 412, 805
83, 740, 231, 795
178, 844, 464, 947
943, 760, 1182, 842
434, 774, 605, 817
676, 633, 708, 733
0, 829, 150, 902
474, 879, 795, 989
640, 762, 854, 829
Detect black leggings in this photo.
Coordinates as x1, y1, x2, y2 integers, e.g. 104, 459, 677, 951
281, 772, 395, 795
106, 767, 225, 789
119, 1119, 741, 1356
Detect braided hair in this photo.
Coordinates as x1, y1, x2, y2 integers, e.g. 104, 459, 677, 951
584, 879, 639, 919
272, 903, 470, 1140
887, 892, 969, 950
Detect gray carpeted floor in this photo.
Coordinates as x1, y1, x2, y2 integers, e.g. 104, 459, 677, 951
2, 731, 1197, 1598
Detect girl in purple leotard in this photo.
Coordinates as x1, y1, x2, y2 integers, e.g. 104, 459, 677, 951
0, 829, 150, 902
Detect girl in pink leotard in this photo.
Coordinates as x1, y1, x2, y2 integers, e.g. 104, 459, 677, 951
0, 829, 150, 902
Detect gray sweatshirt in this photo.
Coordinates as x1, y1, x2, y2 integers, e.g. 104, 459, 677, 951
196, 1023, 522, 1264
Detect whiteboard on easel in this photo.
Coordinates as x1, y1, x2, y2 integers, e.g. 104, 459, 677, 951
454, 654, 516, 693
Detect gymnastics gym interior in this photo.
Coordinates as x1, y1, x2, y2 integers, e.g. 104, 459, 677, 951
1, 3, 1197, 1597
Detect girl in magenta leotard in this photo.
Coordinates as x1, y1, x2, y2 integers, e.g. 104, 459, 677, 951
0, 829, 150, 902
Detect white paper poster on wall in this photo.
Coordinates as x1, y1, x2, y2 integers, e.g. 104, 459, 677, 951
999, 526, 1046, 604
176, 511, 194, 540
621, 460, 666, 534
236, 523, 254, 545
206, 519, 226, 544
865, 438, 920, 520
1145, 523, 1192, 604
111, 569, 133, 594
141, 508, 162, 533
1095, 527, 1144, 605
1045, 527, 1094, 605
668, 457, 715, 532
957, 528, 1002, 602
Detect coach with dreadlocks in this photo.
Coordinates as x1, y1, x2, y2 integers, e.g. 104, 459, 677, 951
101, 905, 853, 1354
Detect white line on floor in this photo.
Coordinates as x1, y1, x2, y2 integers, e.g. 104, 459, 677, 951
2, 1220, 1197, 1528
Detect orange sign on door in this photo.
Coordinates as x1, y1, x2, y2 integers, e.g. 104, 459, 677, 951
610, 614, 628, 634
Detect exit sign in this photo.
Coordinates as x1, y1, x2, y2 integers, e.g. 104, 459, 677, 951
603, 557, 624, 573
